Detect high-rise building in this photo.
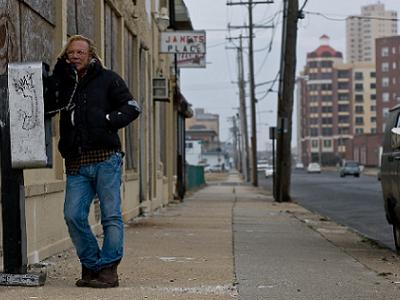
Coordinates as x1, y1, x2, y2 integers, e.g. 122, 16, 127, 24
298, 35, 350, 166
346, 2, 397, 64
298, 36, 378, 166
375, 35, 400, 133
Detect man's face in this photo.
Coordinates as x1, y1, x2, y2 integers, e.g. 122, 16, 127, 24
66, 40, 91, 73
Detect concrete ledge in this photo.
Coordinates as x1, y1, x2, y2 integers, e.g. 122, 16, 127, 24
25, 180, 65, 198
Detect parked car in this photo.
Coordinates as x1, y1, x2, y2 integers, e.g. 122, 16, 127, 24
257, 160, 269, 171
307, 162, 321, 173
295, 162, 304, 170
264, 165, 274, 177
205, 164, 224, 172
339, 161, 361, 177
380, 105, 400, 252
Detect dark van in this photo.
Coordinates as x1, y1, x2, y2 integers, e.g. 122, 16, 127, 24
381, 104, 400, 251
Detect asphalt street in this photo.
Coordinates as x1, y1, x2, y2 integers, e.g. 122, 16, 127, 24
258, 169, 395, 251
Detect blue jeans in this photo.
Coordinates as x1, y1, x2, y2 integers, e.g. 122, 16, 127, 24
64, 152, 124, 271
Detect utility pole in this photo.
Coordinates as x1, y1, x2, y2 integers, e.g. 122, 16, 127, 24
227, 0, 274, 187
275, 0, 299, 202
226, 35, 251, 181
237, 36, 250, 182
231, 116, 239, 170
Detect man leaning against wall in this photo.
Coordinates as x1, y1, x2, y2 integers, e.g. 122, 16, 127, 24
44, 35, 141, 288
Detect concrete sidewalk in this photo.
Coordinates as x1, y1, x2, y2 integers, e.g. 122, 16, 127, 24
0, 172, 399, 299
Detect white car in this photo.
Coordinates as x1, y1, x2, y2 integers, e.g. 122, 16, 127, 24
307, 163, 321, 173
264, 166, 274, 177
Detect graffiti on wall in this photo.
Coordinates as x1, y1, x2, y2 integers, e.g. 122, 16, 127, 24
0, 14, 18, 75
12, 71, 39, 131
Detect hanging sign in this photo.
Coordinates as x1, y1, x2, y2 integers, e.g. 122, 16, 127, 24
171, 53, 206, 68
161, 31, 206, 54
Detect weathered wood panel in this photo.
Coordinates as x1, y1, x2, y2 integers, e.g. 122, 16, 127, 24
20, 4, 54, 66
77, 0, 95, 40
67, 0, 77, 36
111, 11, 119, 72
104, 2, 112, 69
0, 0, 21, 75
21, 0, 55, 25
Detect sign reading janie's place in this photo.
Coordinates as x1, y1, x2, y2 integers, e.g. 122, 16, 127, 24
161, 31, 206, 54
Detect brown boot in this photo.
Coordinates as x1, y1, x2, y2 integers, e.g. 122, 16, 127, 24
76, 265, 98, 287
87, 263, 119, 288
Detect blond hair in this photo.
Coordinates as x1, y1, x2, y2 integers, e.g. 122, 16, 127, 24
57, 35, 103, 66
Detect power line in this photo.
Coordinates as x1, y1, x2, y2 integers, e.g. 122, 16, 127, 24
257, 70, 280, 101
299, 0, 310, 12
304, 10, 400, 22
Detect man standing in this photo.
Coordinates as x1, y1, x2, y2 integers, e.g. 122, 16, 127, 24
45, 35, 141, 288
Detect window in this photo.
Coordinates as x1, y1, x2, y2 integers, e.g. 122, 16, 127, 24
370, 116, 376, 123
355, 128, 364, 134
355, 106, 364, 113
338, 116, 350, 123
309, 118, 319, 125
383, 92, 390, 102
354, 72, 363, 80
394, 62, 397, 69
338, 138, 347, 146
338, 128, 349, 135
370, 83, 376, 89
370, 105, 376, 111
381, 47, 389, 57
338, 70, 350, 78
370, 72, 376, 78
383, 107, 390, 118
355, 94, 364, 102
309, 107, 318, 113
124, 28, 139, 171
321, 106, 332, 113
381, 62, 389, 72
308, 61, 318, 68
338, 104, 349, 112
355, 117, 364, 125
322, 118, 332, 124
310, 128, 319, 136
322, 128, 333, 136
371, 94, 376, 100
186, 142, 193, 148
338, 93, 349, 101
321, 84, 332, 90
321, 95, 332, 102
323, 140, 332, 147
321, 73, 333, 79
355, 83, 364, 91
321, 61, 333, 68
382, 77, 390, 87
311, 140, 318, 148
338, 82, 349, 89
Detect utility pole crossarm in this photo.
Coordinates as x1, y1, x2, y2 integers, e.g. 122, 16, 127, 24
227, 1, 274, 5
229, 25, 274, 29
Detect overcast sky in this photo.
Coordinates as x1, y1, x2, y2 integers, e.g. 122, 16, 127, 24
181, 0, 400, 151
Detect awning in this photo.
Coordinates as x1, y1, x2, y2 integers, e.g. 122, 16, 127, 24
174, 0, 193, 30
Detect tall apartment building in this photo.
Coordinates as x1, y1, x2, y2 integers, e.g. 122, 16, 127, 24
376, 36, 400, 133
346, 2, 397, 63
298, 36, 377, 166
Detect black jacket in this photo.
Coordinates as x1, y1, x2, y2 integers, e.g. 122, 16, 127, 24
44, 59, 141, 158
